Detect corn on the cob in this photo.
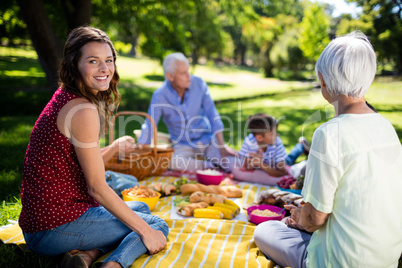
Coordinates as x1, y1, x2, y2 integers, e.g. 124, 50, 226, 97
214, 203, 239, 216
207, 206, 233, 219
224, 199, 240, 210
194, 208, 223, 219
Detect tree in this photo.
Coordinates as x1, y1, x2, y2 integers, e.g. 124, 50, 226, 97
270, 27, 307, 79
243, 16, 281, 76
219, 0, 258, 65
15, 0, 91, 90
347, 0, 402, 73
299, 3, 330, 62
0, 0, 29, 46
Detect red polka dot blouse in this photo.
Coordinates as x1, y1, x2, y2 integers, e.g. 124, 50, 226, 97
19, 88, 99, 233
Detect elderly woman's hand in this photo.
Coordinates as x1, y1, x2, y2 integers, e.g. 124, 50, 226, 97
284, 204, 305, 231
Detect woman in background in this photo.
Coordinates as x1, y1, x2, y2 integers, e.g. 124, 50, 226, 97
20, 26, 169, 268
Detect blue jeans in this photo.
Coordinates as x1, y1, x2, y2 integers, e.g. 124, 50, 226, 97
23, 201, 169, 268
285, 143, 304, 166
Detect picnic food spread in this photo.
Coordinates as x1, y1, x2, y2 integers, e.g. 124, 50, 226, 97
256, 188, 304, 208
277, 175, 305, 190
122, 185, 159, 198
250, 208, 277, 217
189, 191, 226, 204
180, 183, 243, 198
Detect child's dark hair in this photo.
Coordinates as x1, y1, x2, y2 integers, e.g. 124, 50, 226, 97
246, 113, 278, 135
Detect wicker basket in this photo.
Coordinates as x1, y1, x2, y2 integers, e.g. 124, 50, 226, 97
104, 111, 174, 180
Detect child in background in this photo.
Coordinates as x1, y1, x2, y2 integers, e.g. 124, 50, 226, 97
232, 113, 308, 185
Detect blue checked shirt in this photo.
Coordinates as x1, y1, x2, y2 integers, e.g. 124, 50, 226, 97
138, 75, 224, 147
239, 133, 288, 167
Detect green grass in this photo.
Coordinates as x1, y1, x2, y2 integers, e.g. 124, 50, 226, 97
1, 46, 402, 267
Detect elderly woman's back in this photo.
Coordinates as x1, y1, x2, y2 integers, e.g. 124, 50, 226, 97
253, 31, 402, 268
303, 112, 402, 267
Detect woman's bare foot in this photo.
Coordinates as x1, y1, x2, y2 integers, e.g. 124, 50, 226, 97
60, 249, 103, 268
100, 261, 122, 267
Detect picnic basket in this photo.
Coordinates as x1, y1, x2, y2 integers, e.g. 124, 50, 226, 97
105, 111, 174, 180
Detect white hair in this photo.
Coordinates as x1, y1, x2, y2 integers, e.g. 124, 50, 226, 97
315, 31, 377, 98
163, 52, 189, 78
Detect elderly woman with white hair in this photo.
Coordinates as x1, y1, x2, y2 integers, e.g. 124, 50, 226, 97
253, 31, 402, 267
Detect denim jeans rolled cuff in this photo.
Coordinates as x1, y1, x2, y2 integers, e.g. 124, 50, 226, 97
21, 200, 168, 268
285, 143, 304, 166
103, 219, 169, 268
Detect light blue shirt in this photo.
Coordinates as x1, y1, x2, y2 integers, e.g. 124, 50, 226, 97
239, 133, 287, 167
138, 75, 224, 147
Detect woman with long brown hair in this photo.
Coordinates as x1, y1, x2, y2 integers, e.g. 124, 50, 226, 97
20, 26, 168, 268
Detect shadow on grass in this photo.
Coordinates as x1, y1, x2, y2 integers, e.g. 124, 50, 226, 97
0, 55, 48, 89
0, 90, 52, 116
0, 244, 58, 268
143, 74, 164, 82
215, 86, 315, 104
206, 81, 233, 88
118, 82, 155, 112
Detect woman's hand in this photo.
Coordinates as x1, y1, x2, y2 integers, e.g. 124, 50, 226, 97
140, 228, 167, 254
111, 135, 136, 155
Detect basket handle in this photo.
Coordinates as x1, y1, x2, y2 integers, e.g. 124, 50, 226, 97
109, 111, 158, 155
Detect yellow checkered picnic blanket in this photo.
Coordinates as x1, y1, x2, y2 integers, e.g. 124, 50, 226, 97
0, 176, 279, 268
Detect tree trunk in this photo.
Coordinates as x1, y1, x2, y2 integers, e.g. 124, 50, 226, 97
16, 0, 92, 92
240, 43, 247, 66
398, 40, 402, 74
16, 0, 63, 91
61, 0, 92, 29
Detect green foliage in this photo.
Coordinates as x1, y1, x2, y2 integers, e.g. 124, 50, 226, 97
0, 0, 29, 45
347, 0, 402, 72
270, 28, 307, 79
252, 0, 305, 18
0, 199, 21, 225
299, 3, 330, 62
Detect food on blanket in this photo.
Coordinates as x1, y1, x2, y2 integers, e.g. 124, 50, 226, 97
197, 169, 222, 175
196, 169, 224, 185
207, 206, 234, 219
224, 199, 240, 213
149, 182, 177, 196
256, 188, 304, 210
174, 196, 190, 207
122, 185, 159, 198
247, 205, 285, 225
250, 208, 278, 217
277, 176, 297, 189
121, 185, 161, 210
174, 176, 197, 194
176, 202, 209, 216
290, 175, 305, 190
189, 191, 226, 205
180, 183, 242, 198
219, 185, 243, 198
281, 193, 302, 203
194, 208, 223, 219
214, 203, 239, 216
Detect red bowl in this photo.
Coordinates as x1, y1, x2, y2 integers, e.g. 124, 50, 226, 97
196, 170, 224, 185
247, 204, 285, 225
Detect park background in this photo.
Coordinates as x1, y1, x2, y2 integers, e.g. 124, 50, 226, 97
1, 0, 402, 267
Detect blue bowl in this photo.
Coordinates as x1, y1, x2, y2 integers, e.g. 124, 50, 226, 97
278, 187, 302, 195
